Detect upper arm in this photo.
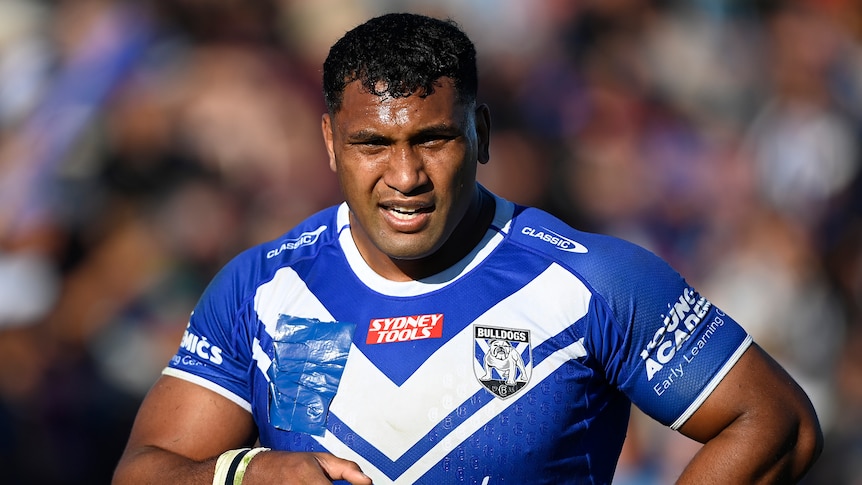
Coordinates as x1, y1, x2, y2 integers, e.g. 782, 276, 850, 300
678, 343, 823, 481
120, 375, 258, 463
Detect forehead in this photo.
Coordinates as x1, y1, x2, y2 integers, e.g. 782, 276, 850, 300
333, 78, 467, 131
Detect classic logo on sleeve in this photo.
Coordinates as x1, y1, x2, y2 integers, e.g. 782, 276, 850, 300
473, 325, 532, 399
266, 225, 327, 258
521, 226, 588, 253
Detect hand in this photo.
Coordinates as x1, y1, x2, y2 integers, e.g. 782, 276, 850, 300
242, 450, 373, 485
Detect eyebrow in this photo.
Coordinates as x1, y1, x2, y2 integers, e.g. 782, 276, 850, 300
346, 129, 387, 144
413, 124, 462, 138
346, 124, 462, 144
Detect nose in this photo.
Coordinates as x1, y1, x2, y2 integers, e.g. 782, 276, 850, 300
384, 145, 429, 195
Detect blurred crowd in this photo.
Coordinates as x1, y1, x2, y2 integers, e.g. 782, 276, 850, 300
0, 0, 860, 483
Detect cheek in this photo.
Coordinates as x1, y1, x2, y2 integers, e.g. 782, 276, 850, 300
427, 153, 474, 188
336, 161, 378, 197
449, 163, 478, 201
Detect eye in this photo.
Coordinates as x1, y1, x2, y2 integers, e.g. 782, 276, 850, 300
349, 136, 389, 154
416, 134, 455, 148
354, 136, 387, 146
356, 144, 387, 156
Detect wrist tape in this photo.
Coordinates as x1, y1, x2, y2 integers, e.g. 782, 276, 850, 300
213, 447, 270, 485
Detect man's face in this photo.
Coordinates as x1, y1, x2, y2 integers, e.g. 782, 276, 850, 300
322, 78, 490, 277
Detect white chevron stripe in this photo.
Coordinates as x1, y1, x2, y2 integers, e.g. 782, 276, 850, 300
252, 266, 337, 384
252, 337, 271, 378
252, 262, 591, 482
397, 338, 587, 484
312, 338, 590, 485
313, 263, 591, 471
255, 266, 336, 336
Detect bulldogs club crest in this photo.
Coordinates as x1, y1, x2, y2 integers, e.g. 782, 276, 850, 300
474, 325, 532, 399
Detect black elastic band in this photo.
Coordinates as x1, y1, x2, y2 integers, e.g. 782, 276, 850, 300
225, 448, 252, 485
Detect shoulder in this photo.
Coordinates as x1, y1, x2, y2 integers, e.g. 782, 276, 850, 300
507, 205, 675, 288
207, 204, 342, 297
504, 202, 690, 334
255, 205, 342, 264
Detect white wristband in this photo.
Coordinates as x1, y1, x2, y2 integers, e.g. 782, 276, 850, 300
213, 447, 270, 485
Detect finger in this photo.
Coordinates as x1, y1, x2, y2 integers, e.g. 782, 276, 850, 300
315, 453, 373, 485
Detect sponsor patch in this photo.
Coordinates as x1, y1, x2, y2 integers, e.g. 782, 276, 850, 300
473, 325, 532, 399
639, 287, 712, 381
266, 225, 327, 258
366, 313, 444, 344
179, 328, 224, 365
522, 226, 588, 253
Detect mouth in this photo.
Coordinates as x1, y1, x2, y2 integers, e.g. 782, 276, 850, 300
383, 204, 433, 221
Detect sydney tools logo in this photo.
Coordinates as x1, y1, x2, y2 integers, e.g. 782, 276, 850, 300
366, 313, 444, 344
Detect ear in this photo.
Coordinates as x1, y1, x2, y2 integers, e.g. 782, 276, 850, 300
475, 104, 491, 164
321, 113, 337, 172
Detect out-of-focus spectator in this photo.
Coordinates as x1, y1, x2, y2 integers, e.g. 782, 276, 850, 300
744, 1, 861, 237
1, 0, 862, 483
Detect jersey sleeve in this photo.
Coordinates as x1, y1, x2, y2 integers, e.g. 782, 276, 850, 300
162, 251, 259, 412
584, 237, 752, 429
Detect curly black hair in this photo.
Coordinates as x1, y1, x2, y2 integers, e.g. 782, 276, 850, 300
322, 13, 478, 113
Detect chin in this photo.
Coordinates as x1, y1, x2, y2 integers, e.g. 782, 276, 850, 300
384, 247, 435, 262
380, 238, 439, 262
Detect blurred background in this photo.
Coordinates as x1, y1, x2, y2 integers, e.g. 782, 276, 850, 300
0, 0, 860, 483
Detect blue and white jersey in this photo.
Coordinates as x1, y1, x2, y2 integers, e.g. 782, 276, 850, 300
164, 189, 751, 484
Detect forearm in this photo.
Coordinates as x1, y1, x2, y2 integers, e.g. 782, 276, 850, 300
114, 446, 373, 485
113, 445, 217, 485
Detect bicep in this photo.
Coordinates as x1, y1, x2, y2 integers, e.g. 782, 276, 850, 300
679, 343, 816, 443
122, 375, 258, 462
675, 343, 822, 482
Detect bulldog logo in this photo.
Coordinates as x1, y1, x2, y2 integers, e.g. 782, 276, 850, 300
474, 325, 532, 399
483, 339, 528, 384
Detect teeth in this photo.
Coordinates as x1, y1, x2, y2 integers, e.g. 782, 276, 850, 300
390, 207, 419, 220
